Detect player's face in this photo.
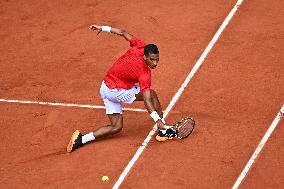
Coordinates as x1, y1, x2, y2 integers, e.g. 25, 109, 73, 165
144, 53, 159, 69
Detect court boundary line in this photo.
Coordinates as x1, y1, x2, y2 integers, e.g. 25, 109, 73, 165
0, 98, 147, 112
232, 104, 284, 189
112, 0, 245, 188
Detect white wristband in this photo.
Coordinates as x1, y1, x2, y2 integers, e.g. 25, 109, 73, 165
150, 111, 161, 122
101, 26, 112, 32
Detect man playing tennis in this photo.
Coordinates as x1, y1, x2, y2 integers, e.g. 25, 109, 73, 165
67, 25, 170, 152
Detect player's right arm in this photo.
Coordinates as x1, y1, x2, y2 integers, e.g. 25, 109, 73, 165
142, 90, 166, 130
89, 25, 132, 42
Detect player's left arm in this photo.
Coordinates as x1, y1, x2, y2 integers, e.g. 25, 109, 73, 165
89, 24, 132, 42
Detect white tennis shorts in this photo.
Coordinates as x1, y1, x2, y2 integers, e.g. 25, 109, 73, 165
100, 81, 140, 114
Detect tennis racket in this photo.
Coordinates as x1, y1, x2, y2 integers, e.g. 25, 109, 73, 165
173, 117, 195, 139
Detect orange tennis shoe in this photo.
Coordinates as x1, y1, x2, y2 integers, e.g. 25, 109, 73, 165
67, 130, 83, 152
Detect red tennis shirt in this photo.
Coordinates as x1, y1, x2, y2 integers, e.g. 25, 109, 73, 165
103, 37, 151, 92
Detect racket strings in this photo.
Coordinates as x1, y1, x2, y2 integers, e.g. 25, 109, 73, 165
176, 117, 195, 139
156, 117, 195, 140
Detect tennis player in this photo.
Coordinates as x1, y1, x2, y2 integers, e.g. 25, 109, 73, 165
67, 25, 169, 152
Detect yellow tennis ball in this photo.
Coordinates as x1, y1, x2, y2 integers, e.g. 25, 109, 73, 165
102, 176, 109, 182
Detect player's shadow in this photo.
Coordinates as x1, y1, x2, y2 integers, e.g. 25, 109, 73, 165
18, 149, 66, 164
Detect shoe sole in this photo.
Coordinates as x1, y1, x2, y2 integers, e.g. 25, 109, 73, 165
156, 135, 173, 142
67, 130, 80, 153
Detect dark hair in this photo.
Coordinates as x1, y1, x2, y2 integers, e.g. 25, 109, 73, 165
144, 44, 159, 56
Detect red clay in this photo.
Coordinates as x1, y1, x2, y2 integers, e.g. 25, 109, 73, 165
0, 0, 283, 188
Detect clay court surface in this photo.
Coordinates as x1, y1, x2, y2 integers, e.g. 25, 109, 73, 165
0, 0, 283, 188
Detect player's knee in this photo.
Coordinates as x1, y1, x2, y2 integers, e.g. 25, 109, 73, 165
112, 124, 123, 134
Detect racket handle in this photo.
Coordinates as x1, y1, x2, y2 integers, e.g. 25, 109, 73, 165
164, 125, 173, 129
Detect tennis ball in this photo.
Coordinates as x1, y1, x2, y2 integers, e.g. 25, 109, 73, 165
102, 176, 109, 182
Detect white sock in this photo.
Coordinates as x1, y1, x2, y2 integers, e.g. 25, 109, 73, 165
82, 132, 95, 144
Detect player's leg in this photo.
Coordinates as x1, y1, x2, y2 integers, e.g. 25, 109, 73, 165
67, 112, 123, 153
93, 113, 123, 139
67, 82, 124, 153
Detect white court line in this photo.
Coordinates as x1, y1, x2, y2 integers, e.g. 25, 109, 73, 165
0, 98, 147, 112
232, 104, 284, 189
112, 0, 245, 188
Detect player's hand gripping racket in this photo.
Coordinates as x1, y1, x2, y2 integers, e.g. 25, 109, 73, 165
156, 117, 195, 141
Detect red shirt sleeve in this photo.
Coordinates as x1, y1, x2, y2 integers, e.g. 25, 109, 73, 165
139, 73, 151, 92
130, 36, 146, 48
